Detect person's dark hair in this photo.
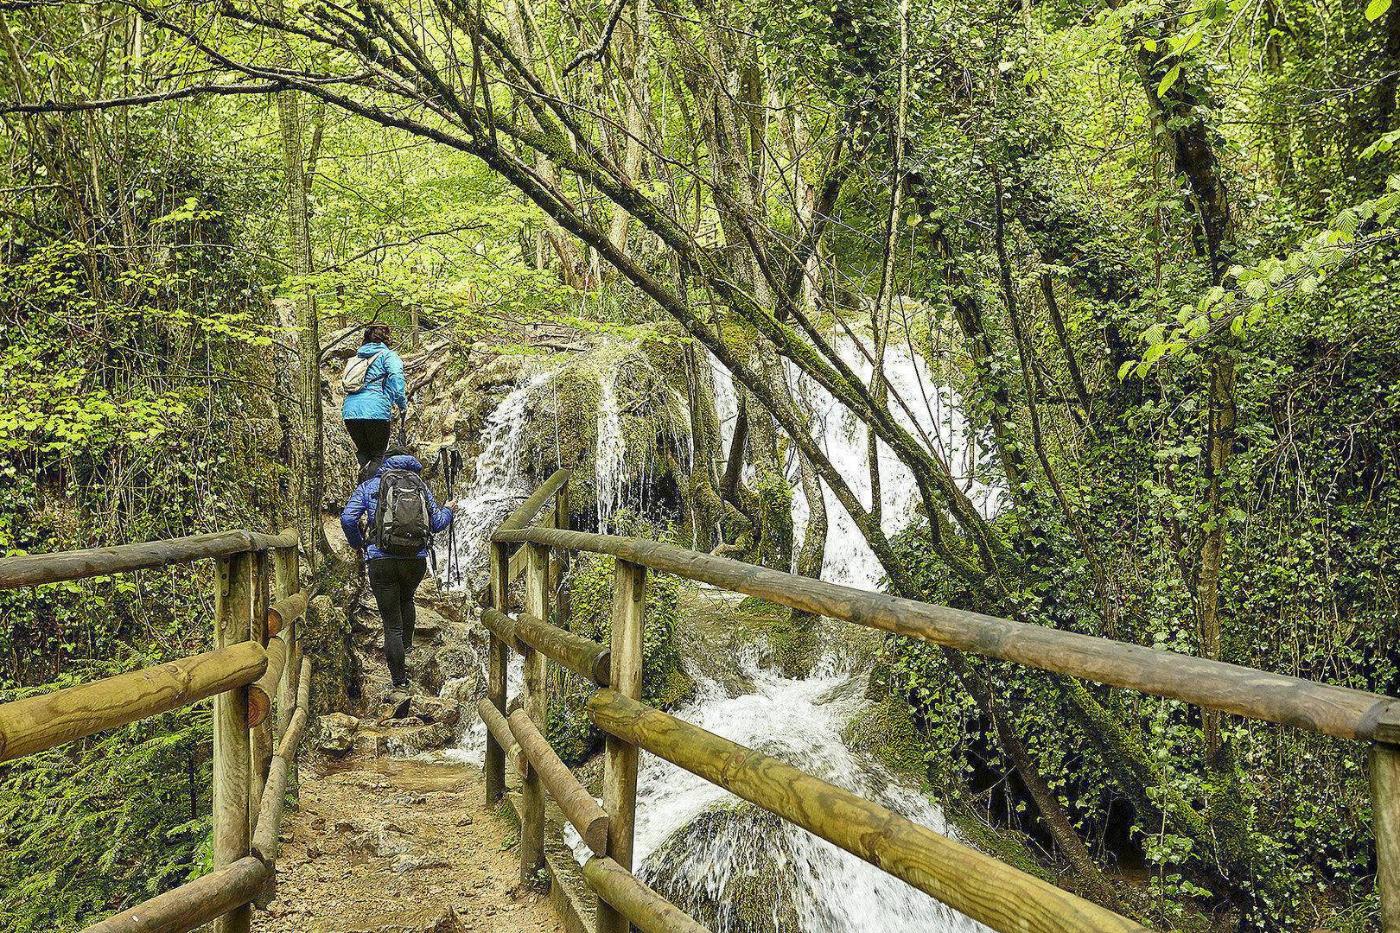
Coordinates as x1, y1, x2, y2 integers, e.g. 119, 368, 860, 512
364, 324, 391, 345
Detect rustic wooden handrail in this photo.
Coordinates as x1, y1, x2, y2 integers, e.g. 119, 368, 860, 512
82, 856, 271, 933
6, 528, 307, 933
0, 642, 268, 765
498, 467, 572, 532
483, 607, 611, 686
582, 857, 713, 933
0, 528, 299, 589
508, 709, 610, 855
495, 526, 1392, 743
483, 471, 1400, 933
589, 690, 1141, 933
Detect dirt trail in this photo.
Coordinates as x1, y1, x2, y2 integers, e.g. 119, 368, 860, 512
255, 754, 565, 933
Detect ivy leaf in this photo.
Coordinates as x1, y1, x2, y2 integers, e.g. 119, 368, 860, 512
1366, 0, 1391, 22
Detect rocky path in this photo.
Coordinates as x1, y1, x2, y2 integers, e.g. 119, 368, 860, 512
254, 752, 565, 933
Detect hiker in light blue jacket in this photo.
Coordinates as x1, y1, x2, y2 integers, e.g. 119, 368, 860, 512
341, 324, 408, 470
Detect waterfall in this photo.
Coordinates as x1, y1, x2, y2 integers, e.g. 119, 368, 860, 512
442, 371, 553, 588
595, 368, 627, 531
567, 658, 990, 933
442, 335, 998, 931
708, 334, 1001, 590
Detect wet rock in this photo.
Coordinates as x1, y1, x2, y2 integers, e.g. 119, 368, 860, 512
412, 605, 449, 643
378, 691, 413, 721
409, 695, 461, 727
337, 819, 411, 858
384, 721, 456, 757
643, 803, 803, 932
316, 713, 361, 756
439, 673, 484, 706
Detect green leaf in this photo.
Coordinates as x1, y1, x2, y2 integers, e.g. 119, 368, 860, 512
1366, 0, 1391, 22
1158, 64, 1181, 98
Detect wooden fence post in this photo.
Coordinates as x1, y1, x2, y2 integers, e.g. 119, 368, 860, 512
485, 541, 509, 804
273, 545, 299, 737
520, 541, 550, 886
553, 482, 572, 628
597, 559, 645, 933
249, 551, 272, 819
1374, 739, 1400, 932
213, 552, 254, 933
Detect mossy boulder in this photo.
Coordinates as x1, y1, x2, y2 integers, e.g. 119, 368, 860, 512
640, 803, 803, 932
841, 696, 926, 779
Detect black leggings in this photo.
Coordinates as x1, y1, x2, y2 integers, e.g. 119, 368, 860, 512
345, 418, 392, 469
368, 557, 427, 687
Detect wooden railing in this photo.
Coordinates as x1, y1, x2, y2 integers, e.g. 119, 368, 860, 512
483, 469, 1400, 933
0, 528, 314, 933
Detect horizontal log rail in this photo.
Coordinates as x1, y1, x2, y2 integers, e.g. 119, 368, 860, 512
81, 856, 271, 933
248, 632, 289, 728
508, 709, 610, 855
266, 589, 309, 637
477, 698, 526, 775
480, 472, 1400, 932
588, 689, 1143, 933
483, 607, 611, 686
498, 467, 571, 533
0, 641, 268, 765
495, 526, 1393, 743
582, 857, 713, 933
6, 528, 309, 933
0, 528, 299, 589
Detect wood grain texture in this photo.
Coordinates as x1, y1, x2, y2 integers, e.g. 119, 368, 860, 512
588, 690, 1145, 933
597, 560, 646, 933
266, 590, 308, 637
213, 554, 255, 933
477, 699, 526, 775
1373, 743, 1400, 932
81, 856, 269, 933
247, 632, 288, 729
583, 856, 712, 933
485, 542, 511, 804
509, 709, 610, 855
0, 528, 298, 589
511, 610, 611, 686
520, 542, 550, 885
496, 527, 1394, 742
0, 641, 265, 764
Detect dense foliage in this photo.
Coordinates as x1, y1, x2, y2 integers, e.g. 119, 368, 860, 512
2, 0, 1399, 927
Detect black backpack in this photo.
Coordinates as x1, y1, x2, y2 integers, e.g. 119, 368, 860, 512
372, 469, 433, 557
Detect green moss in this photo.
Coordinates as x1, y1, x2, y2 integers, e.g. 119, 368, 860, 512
841, 696, 927, 779
547, 550, 690, 765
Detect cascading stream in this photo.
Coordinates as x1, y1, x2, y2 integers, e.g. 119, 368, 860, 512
445, 338, 999, 930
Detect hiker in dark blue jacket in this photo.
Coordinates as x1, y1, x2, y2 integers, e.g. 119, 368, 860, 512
341, 454, 456, 690
341, 324, 409, 471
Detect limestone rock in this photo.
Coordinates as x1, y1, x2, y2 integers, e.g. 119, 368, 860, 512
316, 713, 361, 756
408, 695, 461, 727
384, 721, 456, 756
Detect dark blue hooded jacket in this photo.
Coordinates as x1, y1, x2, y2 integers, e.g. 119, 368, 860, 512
340, 454, 453, 560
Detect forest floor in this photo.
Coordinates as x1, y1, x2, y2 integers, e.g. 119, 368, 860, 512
253, 749, 565, 933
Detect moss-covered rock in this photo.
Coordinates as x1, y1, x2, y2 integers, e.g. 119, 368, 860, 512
841, 696, 926, 779
641, 803, 804, 932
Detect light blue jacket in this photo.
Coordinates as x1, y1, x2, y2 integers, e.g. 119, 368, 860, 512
340, 455, 454, 560
341, 342, 407, 421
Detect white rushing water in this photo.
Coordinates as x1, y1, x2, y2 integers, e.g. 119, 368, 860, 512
709, 334, 1001, 589
564, 655, 988, 933
595, 367, 628, 532
441, 371, 554, 588
448, 334, 997, 930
